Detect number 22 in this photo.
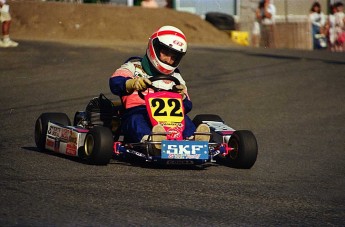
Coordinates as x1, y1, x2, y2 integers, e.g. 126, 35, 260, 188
152, 98, 183, 117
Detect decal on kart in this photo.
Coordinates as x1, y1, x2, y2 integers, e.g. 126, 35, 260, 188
203, 121, 235, 135
148, 97, 183, 122
48, 125, 61, 137
161, 140, 209, 160
46, 122, 85, 156
60, 128, 72, 141
46, 138, 54, 149
145, 91, 185, 140
66, 131, 78, 156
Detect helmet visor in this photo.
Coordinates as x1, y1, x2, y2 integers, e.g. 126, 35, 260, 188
153, 39, 185, 67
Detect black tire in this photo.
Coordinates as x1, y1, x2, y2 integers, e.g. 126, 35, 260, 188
34, 112, 71, 152
192, 114, 223, 127
223, 130, 258, 169
205, 12, 236, 31
81, 126, 113, 165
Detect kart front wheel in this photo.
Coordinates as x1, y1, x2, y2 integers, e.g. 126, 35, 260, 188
224, 130, 258, 169
81, 126, 113, 165
34, 112, 71, 152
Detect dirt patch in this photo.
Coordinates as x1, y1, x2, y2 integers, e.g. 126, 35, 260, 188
9, 1, 235, 47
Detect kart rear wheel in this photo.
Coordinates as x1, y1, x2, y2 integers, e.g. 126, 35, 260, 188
192, 114, 223, 127
81, 126, 113, 165
224, 130, 258, 169
34, 112, 71, 152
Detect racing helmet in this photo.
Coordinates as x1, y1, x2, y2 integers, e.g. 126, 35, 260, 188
146, 26, 187, 75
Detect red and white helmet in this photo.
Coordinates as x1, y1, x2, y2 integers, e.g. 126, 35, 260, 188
147, 26, 187, 75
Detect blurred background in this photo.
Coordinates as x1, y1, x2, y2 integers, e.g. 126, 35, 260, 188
7, 0, 345, 50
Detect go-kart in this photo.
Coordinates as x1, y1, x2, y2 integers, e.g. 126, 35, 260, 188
34, 75, 258, 168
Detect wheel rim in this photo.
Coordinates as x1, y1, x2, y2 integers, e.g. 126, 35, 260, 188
84, 134, 94, 156
228, 138, 239, 160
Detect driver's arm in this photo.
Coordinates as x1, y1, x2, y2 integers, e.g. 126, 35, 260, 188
177, 85, 192, 114
183, 98, 192, 114
109, 68, 133, 96
110, 61, 151, 95
174, 76, 192, 113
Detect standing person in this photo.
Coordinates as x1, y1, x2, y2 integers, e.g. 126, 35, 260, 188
309, 1, 327, 50
256, 0, 276, 48
165, 0, 173, 8
326, 4, 337, 51
0, 0, 18, 47
109, 25, 210, 146
252, 1, 264, 47
334, 1, 345, 51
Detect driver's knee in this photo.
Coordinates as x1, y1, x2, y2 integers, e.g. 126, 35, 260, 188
122, 113, 152, 143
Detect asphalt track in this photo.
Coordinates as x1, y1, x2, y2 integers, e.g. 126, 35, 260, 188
1, 41, 344, 226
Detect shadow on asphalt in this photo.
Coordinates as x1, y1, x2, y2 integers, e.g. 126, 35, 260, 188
21, 146, 86, 165
21, 146, 211, 170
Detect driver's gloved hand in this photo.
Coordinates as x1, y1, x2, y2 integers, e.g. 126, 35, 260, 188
173, 84, 186, 99
125, 77, 152, 94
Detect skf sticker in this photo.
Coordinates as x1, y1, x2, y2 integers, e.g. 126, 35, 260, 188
161, 141, 208, 160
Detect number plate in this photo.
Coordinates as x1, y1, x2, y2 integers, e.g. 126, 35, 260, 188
145, 91, 185, 140
161, 140, 209, 160
148, 97, 184, 123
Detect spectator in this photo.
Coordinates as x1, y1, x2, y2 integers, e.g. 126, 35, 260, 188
334, 1, 345, 51
141, 0, 158, 8
252, 1, 265, 47
0, 0, 18, 47
165, 0, 173, 8
309, 1, 327, 49
255, 0, 276, 48
326, 4, 337, 51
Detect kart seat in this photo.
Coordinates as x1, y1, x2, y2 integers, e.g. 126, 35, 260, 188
86, 93, 117, 128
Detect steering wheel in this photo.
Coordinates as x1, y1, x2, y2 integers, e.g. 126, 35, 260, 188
138, 75, 181, 100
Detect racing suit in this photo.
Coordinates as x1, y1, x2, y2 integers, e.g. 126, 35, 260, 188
109, 56, 196, 143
